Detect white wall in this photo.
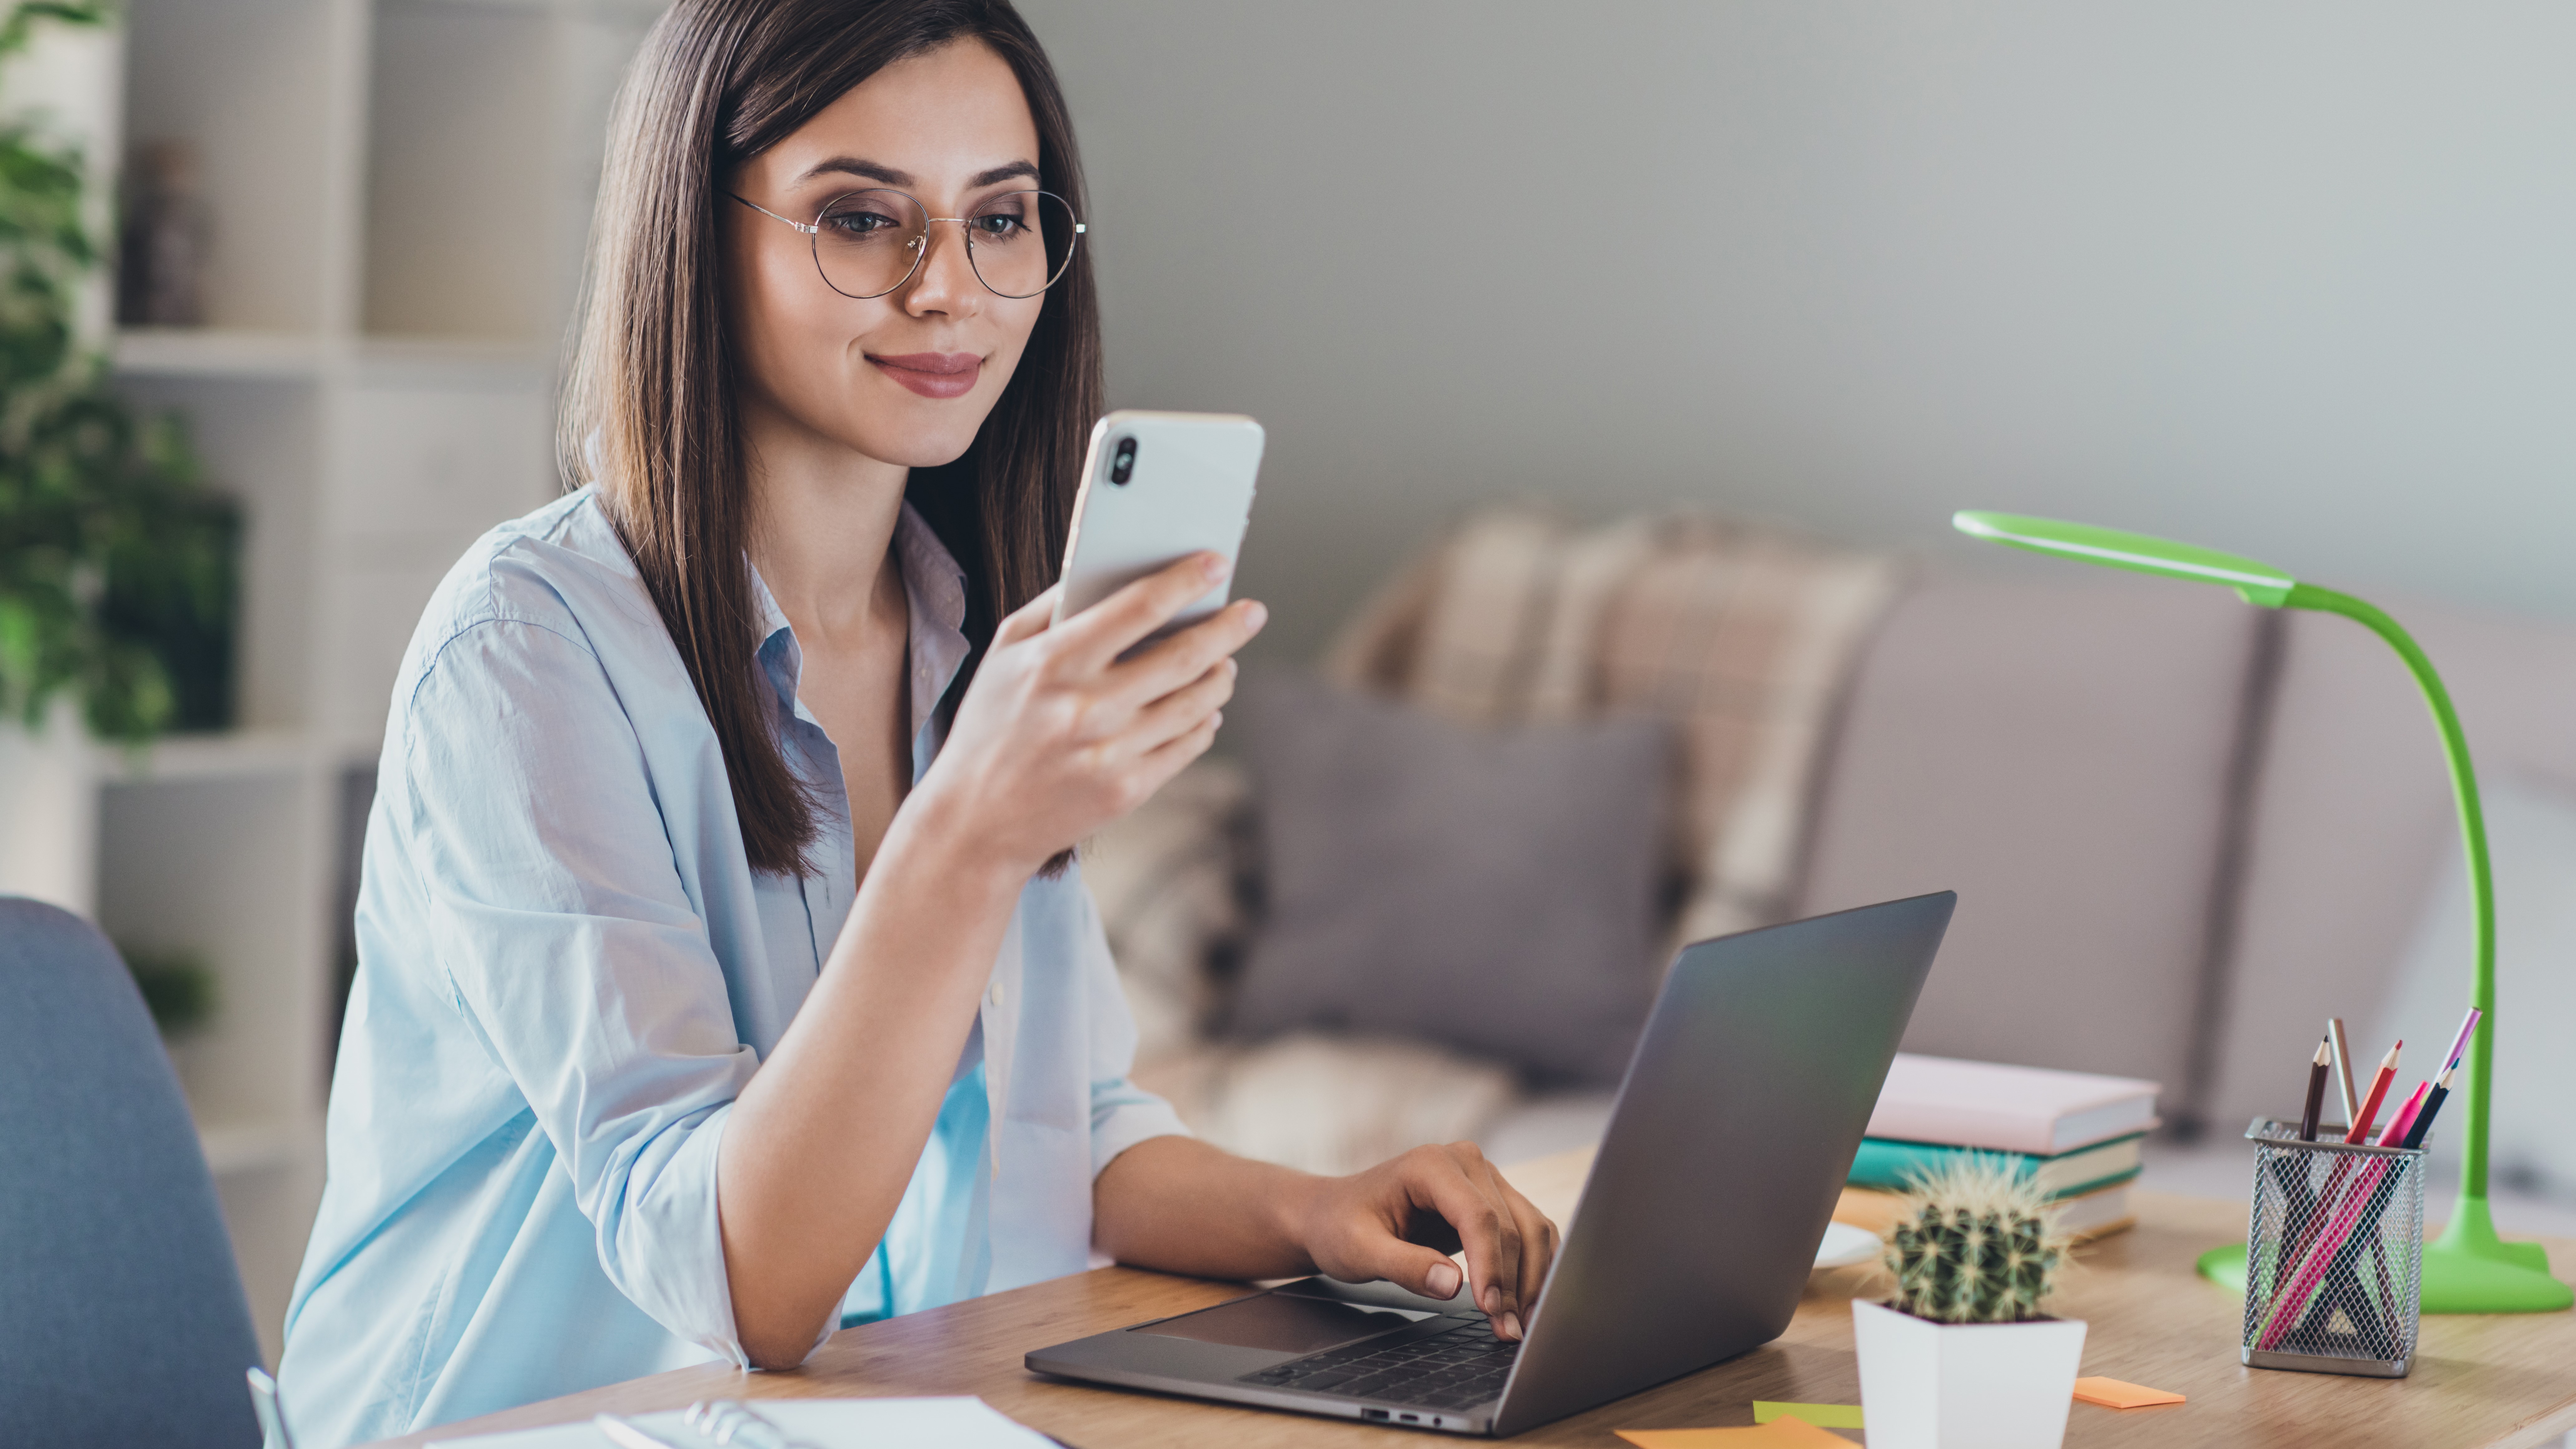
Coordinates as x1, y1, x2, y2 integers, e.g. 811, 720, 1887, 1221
1017, 1, 2576, 661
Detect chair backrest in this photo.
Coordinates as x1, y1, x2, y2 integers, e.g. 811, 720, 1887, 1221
0, 897, 263, 1449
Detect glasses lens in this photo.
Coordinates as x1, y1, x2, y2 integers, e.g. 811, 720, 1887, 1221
812, 189, 929, 299
964, 191, 1078, 298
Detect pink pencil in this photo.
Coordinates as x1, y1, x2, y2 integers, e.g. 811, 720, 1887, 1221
2262, 1081, 2434, 1348
2260, 1161, 2394, 1349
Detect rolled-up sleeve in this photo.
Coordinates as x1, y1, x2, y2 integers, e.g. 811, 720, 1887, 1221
1073, 877, 1192, 1176
401, 617, 757, 1363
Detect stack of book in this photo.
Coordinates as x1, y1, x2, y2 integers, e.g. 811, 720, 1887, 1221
1838, 1054, 2161, 1242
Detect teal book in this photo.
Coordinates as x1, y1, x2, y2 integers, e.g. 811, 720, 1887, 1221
1847, 1131, 2147, 1198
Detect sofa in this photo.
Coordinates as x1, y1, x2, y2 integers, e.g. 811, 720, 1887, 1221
1088, 507, 2576, 1188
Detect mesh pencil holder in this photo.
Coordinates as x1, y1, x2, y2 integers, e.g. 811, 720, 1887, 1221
2238, 1118, 2425, 1378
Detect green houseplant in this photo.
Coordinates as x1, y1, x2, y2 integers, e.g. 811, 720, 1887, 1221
0, 0, 236, 746
1, 0, 232, 1022
1852, 1158, 2087, 1449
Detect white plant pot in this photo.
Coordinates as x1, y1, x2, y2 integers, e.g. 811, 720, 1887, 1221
1852, 1297, 2087, 1449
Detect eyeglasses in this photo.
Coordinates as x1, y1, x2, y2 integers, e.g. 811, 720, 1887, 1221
731, 188, 1085, 300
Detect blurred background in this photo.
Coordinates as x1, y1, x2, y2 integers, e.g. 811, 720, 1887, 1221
4, 0, 2574, 1362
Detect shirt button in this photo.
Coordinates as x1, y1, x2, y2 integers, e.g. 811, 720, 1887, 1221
988, 982, 1006, 1007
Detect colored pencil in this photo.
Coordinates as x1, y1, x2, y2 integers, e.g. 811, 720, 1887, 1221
2275, 1071, 2446, 1348
2402, 1067, 2457, 1150
2328, 1018, 2360, 1125
2343, 1041, 2400, 1144
2438, 1006, 2483, 1076
2375, 1081, 2430, 1147
2298, 1037, 2332, 1141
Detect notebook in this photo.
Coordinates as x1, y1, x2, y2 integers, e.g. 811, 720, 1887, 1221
2049, 1178, 2136, 1239
1846, 1130, 2147, 1197
1865, 1054, 2159, 1155
425, 1397, 1055, 1448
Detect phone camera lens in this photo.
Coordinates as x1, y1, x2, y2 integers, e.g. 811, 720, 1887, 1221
1109, 437, 1137, 485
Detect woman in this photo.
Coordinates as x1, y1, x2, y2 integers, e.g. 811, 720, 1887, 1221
277, 2, 1555, 1442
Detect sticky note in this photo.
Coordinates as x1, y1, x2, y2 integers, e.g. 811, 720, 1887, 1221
1617, 1418, 1852, 1448
2072, 1376, 2187, 1408
1754, 1402, 1866, 1428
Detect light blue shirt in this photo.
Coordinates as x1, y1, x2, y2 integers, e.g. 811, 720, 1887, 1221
278, 490, 1187, 1447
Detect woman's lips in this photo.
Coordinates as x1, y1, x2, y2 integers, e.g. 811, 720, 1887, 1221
868, 351, 983, 399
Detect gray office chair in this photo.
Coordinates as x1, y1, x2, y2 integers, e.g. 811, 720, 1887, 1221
0, 897, 264, 1448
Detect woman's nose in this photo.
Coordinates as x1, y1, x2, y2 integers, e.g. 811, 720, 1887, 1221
902, 221, 983, 315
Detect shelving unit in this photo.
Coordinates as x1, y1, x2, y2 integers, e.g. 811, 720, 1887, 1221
0, 0, 667, 1365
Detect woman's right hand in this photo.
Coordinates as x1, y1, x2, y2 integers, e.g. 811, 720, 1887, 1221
909, 551, 1266, 881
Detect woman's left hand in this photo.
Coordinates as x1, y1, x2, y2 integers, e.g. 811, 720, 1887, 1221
1289, 1142, 1559, 1340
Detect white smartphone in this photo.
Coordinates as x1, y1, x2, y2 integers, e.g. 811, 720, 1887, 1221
1053, 409, 1264, 640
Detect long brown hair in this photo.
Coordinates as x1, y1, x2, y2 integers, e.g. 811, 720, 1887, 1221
562, 0, 1101, 876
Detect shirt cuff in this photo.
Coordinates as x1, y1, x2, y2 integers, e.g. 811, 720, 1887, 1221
1089, 1081, 1193, 1178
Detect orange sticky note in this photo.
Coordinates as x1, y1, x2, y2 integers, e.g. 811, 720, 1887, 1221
1617, 1417, 1852, 1448
2073, 1375, 2187, 1408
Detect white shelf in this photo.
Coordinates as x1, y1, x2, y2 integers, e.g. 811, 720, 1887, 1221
111, 328, 551, 383
101, 729, 319, 785
356, 333, 550, 381
114, 327, 328, 379
197, 1115, 322, 1178
22, 0, 660, 1369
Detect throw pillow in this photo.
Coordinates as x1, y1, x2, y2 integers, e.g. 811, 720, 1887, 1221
2370, 773, 2576, 1202
1228, 671, 1672, 1085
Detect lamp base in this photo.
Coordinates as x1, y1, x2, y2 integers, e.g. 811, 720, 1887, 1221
2196, 1198, 2574, 1314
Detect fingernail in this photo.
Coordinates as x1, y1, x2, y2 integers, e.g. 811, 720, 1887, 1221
1244, 600, 1269, 629
1202, 553, 1229, 579
1501, 1311, 1523, 1340
1427, 1262, 1461, 1299
1482, 1285, 1501, 1315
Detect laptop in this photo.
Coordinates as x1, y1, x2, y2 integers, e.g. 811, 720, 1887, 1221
1027, 891, 1954, 1437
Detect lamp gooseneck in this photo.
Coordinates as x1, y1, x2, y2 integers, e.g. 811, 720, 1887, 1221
2279, 585, 2494, 1201
1953, 511, 2569, 1312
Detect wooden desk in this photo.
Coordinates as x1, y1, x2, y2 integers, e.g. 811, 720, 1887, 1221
372, 1151, 2576, 1448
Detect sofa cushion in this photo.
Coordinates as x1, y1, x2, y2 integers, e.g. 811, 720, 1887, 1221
1135, 1033, 1520, 1178
1229, 671, 1672, 1085
2205, 599, 2576, 1133
1797, 569, 2258, 1106
1084, 758, 1254, 1067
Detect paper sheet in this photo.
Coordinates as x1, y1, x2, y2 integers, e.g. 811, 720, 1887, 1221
1616, 1417, 1852, 1447
427, 1397, 1056, 1448
1753, 1401, 1865, 1428
2072, 1375, 2188, 1409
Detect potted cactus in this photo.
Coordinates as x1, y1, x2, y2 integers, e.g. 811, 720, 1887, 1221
1851, 1157, 2087, 1449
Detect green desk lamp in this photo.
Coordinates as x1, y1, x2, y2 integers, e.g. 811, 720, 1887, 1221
1952, 509, 2572, 1314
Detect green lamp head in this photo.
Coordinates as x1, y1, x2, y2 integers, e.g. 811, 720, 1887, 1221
1951, 510, 2298, 608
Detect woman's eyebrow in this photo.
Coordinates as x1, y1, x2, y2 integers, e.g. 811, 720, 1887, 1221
796, 156, 913, 188
968, 161, 1040, 188
790, 158, 1041, 191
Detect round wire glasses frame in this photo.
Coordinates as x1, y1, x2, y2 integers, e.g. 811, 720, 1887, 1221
730, 187, 1085, 301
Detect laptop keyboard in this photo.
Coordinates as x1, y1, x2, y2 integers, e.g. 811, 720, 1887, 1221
1237, 1317, 1518, 1410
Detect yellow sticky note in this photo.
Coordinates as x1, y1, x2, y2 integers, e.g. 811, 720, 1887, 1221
1617, 1418, 1852, 1448
1754, 1401, 1865, 1428
2072, 1375, 2187, 1409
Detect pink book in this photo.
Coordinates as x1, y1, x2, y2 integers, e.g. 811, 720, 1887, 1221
1867, 1054, 2162, 1154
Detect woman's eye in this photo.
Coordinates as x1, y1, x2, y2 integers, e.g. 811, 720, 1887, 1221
823, 210, 901, 237
971, 214, 1025, 239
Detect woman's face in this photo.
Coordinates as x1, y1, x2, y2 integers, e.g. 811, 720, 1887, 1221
726, 38, 1049, 470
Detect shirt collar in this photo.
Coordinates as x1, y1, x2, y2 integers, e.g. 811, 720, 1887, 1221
747, 501, 974, 743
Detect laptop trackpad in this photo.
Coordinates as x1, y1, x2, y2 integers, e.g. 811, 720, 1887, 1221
1131, 1292, 1428, 1354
